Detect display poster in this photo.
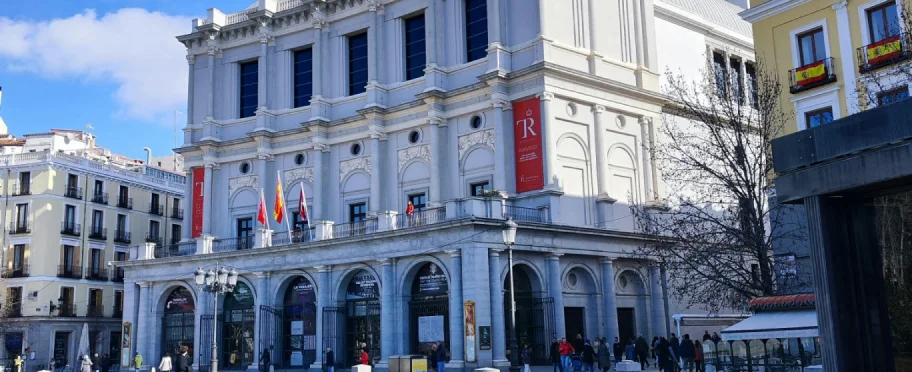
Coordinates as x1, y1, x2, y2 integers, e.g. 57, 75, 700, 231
414, 263, 448, 296
53, 332, 68, 367
290, 351, 304, 366
346, 271, 380, 300
121, 323, 132, 367
479, 326, 491, 350
291, 321, 304, 336
418, 316, 445, 343
464, 301, 476, 362
228, 282, 254, 307
164, 288, 195, 313
512, 97, 545, 193
192, 167, 205, 238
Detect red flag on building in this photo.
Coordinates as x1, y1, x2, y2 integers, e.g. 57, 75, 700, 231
298, 182, 309, 221
257, 189, 267, 226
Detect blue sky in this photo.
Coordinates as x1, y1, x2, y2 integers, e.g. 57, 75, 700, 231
0, 0, 251, 160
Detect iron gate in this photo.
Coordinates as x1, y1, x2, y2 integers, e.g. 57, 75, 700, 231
409, 297, 449, 354
259, 306, 283, 367
198, 315, 222, 372
322, 307, 344, 369
346, 300, 381, 366
505, 297, 555, 365
260, 305, 318, 369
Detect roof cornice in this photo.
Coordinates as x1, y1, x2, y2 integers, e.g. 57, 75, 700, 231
655, 1, 755, 52
740, 0, 812, 23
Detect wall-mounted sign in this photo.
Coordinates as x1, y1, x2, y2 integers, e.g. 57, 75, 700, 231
464, 301, 476, 363
414, 263, 448, 296
121, 322, 132, 367
346, 271, 379, 300
192, 167, 205, 238
479, 326, 491, 350
513, 97, 544, 193
164, 288, 195, 313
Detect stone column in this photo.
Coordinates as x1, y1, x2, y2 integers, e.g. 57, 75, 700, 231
599, 258, 619, 340
186, 54, 196, 144
136, 282, 152, 370
193, 290, 206, 370
632, 0, 645, 68
488, 249, 508, 365
493, 100, 508, 190
545, 254, 566, 339
379, 259, 395, 365
312, 11, 324, 97
447, 250, 465, 367
252, 272, 270, 370
592, 106, 614, 227
425, 0, 437, 66
202, 164, 214, 236
258, 30, 270, 111
311, 145, 327, 221
368, 1, 380, 84
429, 118, 443, 204
182, 170, 193, 241
639, 117, 654, 201
538, 92, 557, 188
369, 133, 384, 213
314, 266, 332, 370
739, 58, 749, 104
649, 266, 667, 338
206, 44, 217, 121
586, 0, 602, 74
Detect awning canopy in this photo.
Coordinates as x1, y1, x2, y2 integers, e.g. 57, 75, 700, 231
721, 310, 818, 341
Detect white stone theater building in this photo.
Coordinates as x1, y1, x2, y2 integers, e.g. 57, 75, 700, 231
119, 0, 755, 371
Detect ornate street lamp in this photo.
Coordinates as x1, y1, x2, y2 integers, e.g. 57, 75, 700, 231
502, 218, 520, 372
194, 263, 239, 372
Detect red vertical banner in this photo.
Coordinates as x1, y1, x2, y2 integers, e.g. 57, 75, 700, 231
513, 96, 545, 193
191, 167, 205, 238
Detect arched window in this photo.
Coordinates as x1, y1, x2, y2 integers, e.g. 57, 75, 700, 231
222, 282, 255, 369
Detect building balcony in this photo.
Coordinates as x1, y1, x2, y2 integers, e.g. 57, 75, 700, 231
113, 268, 125, 282
61, 222, 81, 237
145, 234, 162, 245
57, 265, 82, 279
8, 222, 29, 235
86, 305, 105, 318
64, 186, 83, 200
857, 33, 912, 74
170, 208, 184, 219
88, 226, 107, 240
331, 219, 378, 238
155, 241, 196, 258
11, 185, 30, 197
117, 196, 133, 209
789, 57, 837, 94
91, 192, 109, 204
85, 267, 108, 281
2, 266, 29, 279
212, 236, 254, 252
114, 230, 131, 244
149, 204, 164, 216
57, 304, 77, 317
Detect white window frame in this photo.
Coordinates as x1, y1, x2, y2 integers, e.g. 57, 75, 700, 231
858, 0, 907, 46
789, 19, 832, 68
791, 84, 842, 130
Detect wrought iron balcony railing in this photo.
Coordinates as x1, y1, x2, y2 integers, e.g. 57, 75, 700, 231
61, 222, 81, 237
114, 230, 131, 244
117, 196, 133, 209
91, 192, 109, 204
89, 226, 107, 240
57, 265, 82, 279
64, 186, 83, 199
788, 57, 837, 94
8, 222, 29, 235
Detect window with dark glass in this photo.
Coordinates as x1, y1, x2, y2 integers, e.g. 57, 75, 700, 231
119, 185, 128, 202
149, 220, 160, 239
294, 48, 313, 108
465, 0, 488, 62
713, 52, 727, 98
877, 86, 910, 106
18, 172, 30, 193
797, 28, 826, 66
349, 203, 367, 222
470, 181, 490, 196
90, 248, 102, 272
348, 32, 369, 95
805, 107, 834, 128
67, 174, 78, 193
409, 193, 427, 211
170, 224, 181, 244
114, 291, 123, 315
62, 245, 75, 270
730, 58, 743, 103
292, 211, 309, 231
93, 180, 103, 196
15, 204, 27, 229
240, 61, 259, 118
12, 245, 24, 271
237, 217, 253, 249
405, 14, 427, 80
91, 210, 103, 236
64, 205, 76, 227
746, 63, 759, 109
867, 2, 900, 42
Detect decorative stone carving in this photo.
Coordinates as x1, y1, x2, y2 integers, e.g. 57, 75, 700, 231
458, 129, 495, 159
229, 175, 258, 196
397, 145, 431, 169
284, 167, 314, 187
312, 143, 329, 152
339, 157, 371, 181
186, 54, 196, 64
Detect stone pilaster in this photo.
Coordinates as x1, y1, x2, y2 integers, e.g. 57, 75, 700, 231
546, 253, 566, 339
447, 250, 465, 367
488, 249, 508, 366
599, 258, 619, 340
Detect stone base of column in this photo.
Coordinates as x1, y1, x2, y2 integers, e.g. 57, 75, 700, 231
492, 359, 511, 368
634, 67, 660, 91
446, 360, 466, 369
373, 361, 390, 372
365, 82, 387, 109
307, 362, 323, 372
486, 43, 511, 74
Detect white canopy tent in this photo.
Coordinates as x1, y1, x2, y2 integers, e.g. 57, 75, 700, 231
721, 310, 819, 341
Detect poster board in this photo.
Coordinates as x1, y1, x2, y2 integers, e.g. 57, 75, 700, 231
418, 316, 445, 343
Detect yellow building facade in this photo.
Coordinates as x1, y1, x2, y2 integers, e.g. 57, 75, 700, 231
0, 138, 184, 369
743, 0, 911, 134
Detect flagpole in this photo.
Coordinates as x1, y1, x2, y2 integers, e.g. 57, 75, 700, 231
278, 171, 293, 242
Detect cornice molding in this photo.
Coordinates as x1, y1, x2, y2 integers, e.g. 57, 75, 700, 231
739, 0, 812, 23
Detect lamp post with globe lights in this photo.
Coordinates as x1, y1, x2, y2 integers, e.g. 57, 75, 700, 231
194, 263, 239, 372
502, 218, 521, 372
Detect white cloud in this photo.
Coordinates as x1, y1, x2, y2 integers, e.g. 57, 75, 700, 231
0, 9, 191, 122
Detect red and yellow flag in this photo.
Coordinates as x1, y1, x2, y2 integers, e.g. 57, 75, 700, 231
794, 60, 826, 86
867, 35, 902, 65
274, 177, 285, 223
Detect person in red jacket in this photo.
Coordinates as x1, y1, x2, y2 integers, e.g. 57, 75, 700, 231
559, 338, 575, 372
694, 340, 704, 372
359, 348, 369, 366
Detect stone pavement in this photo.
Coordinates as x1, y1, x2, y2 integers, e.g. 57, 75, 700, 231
526, 364, 663, 372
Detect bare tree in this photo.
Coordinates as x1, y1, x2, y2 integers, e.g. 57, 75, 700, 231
630, 60, 808, 312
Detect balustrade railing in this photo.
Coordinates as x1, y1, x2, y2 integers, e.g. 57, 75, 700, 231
396, 207, 447, 229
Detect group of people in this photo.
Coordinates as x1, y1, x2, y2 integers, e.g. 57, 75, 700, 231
73, 353, 114, 372
538, 331, 722, 372
135, 346, 192, 372
652, 331, 722, 372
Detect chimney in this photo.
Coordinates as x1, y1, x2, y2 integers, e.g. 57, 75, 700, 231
143, 147, 152, 165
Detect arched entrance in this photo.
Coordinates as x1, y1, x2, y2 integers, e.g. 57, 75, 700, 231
221, 282, 255, 369
562, 267, 599, 349
409, 263, 449, 354
161, 287, 195, 356
504, 265, 554, 365
344, 270, 380, 366
283, 277, 316, 367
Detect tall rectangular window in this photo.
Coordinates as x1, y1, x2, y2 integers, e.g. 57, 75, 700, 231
349, 203, 367, 223
867, 2, 899, 42
293, 48, 313, 108
348, 33, 369, 95
18, 172, 30, 194
93, 180, 103, 196
797, 28, 826, 66
170, 224, 181, 244
15, 204, 27, 229
67, 174, 78, 190
746, 63, 759, 109
240, 61, 259, 118
405, 14, 427, 80
730, 58, 743, 104
64, 205, 76, 227
465, 0, 488, 62
92, 210, 103, 230
90, 249, 102, 271
805, 107, 834, 128
62, 245, 75, 269
149, 220, 160, 239
12, 244, 24, 270
292, 211, 309, 231
713, 52, 727, 98
408, 193, 427, 211
237, 218, 253, 249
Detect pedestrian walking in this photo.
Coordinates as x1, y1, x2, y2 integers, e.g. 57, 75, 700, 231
522, 343, 532, 372
435, 342, 448, 372
133, 352, 143, 370
550, 339, 562, 372
359, 348, 369, 366
325, 348, 335, 372
159, 353, 173, 372
693, 341, 704, 372
669, 334, 680, 368
635, 335, 649, 369
573, 335, 584, 355
559, 337, 574, 372
651, 337, 659, 364
679, 335, 695, 372
177, 346, 192, 372
80, 356, 92, 372
49, 358, 55, 372
102, 355, 110, 372
260, 346, 272, 372
656, 337, 672, 372
92, 354, 100, 372
596, 338, 610, 372
624, 339, 635, 361
711, 332, 721, 344
580, 340, 595, 372
611, 337, 622, 364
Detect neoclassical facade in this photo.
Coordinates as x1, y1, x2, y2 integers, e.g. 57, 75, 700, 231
119, 0, 754, 371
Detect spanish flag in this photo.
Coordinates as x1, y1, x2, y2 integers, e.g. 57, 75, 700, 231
274, 174, 285, 223
795, 60, 827, 87
867, 35, 902, 65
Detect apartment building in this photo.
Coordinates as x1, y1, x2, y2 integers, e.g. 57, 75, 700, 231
0, 129, 185, 370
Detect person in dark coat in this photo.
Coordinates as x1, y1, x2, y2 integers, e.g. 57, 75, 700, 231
596, 338, 611, 372
656, 337, 673, 372
669, 334, 680, 366
92, 354, 101, 372
260, 346, 272, 372
435, 342, 448, 372
702, 331, 711, 342
612, 337, 623, 363
573, 335, 584, 355
325, 348, 335, 372
635, 335, 650, 369
550, 339, 562, 372
177, 346, 192, 372
679, 335, 695, 372
580, 340, 595, 372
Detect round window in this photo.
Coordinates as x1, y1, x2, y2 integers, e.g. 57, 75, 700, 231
350, 143, 362, 156
408, 130, 421, 144
470, 115, 483, 129
567, 273, 578, 287
618, 274, 629, 290
294, 153, 305, 165
566, 102, 578, 117
240, 162, 251, 174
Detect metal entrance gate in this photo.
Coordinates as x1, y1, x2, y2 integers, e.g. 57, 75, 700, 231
260, 305, 317, 368
505, 297, 555, 365
322, 307, 344, 369
346, 301, 380, 366
409, 297, 449, 354
199, 315, 222, 372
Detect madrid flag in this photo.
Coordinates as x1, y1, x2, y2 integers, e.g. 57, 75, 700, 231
257, 189, 268, 226
274, 174, 286, 223
298, 182, 309, 221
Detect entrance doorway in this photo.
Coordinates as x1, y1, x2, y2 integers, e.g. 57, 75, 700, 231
617, 308, 636, 343
222, 282, 255, 369
161, 287, 195, 356
344, 270, 380, 366
564, 307, 585, 343
504, 267, 555, 365
409, 263, 449, 354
